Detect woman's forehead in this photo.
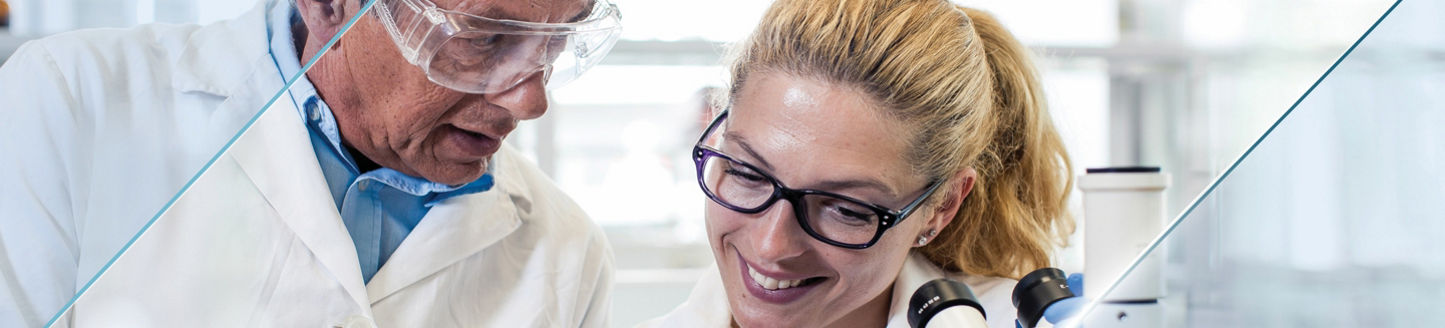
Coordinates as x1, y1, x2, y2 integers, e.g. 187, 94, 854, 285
731, 73, 906, 151
727, 73, 921, 197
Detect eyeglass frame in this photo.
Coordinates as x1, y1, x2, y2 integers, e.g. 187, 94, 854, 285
691, 110, 944, 249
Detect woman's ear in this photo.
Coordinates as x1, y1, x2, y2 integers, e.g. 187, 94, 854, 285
295, 0, 354, 45
922, 167, 977, 240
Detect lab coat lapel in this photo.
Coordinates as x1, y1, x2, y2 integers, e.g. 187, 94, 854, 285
230, 92, 372, 311
169, 0, 287, 142
365, 172, 525, 302
171, 0, 273, 97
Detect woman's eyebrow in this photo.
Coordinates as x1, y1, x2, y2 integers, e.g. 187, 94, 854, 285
724, 131, 899, 199
813, 179, 898, 199
723, 132, 776, 171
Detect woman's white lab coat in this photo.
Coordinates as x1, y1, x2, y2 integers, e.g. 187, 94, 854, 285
0, 1, 611, 327
642, 253, 1021, 328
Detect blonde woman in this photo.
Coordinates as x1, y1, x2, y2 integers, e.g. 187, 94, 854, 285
645, 0, 1074, 327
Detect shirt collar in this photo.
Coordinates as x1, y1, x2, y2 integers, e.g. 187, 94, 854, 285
267, 1, 307, 93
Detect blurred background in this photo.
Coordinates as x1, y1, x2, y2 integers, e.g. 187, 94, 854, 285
1086, 0, 1445, 326
0, 0, 256, 60
2, 0, 1433, 326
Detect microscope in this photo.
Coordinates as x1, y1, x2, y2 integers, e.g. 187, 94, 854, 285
909, 167, 1170, 328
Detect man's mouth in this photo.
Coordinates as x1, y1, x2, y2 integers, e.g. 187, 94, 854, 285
450, 124, 503, 140
443, 124, 503, 160
459, 128, 488, 139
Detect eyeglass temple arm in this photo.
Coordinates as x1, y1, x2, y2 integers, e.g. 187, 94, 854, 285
892, 179, 945, 221
697, 110, 730, 145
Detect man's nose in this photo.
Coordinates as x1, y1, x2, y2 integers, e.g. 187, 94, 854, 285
751, 201, 809, 263
485, 70, 549, 121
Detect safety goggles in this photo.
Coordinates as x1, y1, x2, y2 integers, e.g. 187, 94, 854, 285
373, 0, 622, 94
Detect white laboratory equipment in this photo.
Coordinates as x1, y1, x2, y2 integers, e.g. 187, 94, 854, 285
1078, 167, 1170, 328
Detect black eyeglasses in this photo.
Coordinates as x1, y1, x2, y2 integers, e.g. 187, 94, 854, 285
692, 110, 942, 249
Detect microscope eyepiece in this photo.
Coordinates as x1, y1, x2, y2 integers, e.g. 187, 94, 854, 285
1013, 268, 1076, 328
908, 279, 986, 328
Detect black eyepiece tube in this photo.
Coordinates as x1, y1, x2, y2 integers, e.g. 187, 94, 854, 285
1013, 268, 1076, 328
908, 278, 986, 328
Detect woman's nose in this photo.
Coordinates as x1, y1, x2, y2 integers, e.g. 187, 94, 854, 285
750, 201, 809, 263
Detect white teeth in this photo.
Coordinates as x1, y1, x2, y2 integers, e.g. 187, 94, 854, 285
747, 265, 807, 291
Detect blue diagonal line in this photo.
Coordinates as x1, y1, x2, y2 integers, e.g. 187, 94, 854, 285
42, 1, 378, 326
1067, 0, 1402, 326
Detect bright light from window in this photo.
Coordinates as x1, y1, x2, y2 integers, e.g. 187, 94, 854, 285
955, 0, 1119, 46
614, 0, 1119, 46
552, 65, 729, 105
613, 0, 774, 42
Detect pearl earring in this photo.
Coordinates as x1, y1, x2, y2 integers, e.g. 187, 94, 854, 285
917, 229, 938, 246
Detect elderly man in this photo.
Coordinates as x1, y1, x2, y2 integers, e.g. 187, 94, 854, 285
0, 0, 621, 326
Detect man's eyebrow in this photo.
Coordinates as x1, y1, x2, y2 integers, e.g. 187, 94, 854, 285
722, 132, 774, 172
467, 2, 587, 23
565, 2, 594, 23
469, 5, 517, 21
516, 0, 593, 24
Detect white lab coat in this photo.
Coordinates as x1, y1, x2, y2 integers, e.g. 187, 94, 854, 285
0, 1, 612, 327
641, 253, 1020, 328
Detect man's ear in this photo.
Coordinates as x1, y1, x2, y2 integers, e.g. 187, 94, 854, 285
926, 167, 978, 234
295, 0, 353, 45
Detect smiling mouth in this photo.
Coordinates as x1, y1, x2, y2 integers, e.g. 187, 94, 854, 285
733, 251, 827, 304
747, 265, 826, 290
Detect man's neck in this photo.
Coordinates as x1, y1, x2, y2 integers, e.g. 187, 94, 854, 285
292, 18, 309, 64
345, 143, 384, 173
293, 18, 383, 175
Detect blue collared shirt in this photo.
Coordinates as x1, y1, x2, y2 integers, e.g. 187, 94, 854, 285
264, 4, 494, 283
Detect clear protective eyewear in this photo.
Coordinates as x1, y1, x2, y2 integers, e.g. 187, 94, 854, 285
373, 0, 623, 94
693, 111, 944, 249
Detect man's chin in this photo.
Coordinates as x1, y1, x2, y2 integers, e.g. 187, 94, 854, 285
415, 160, 490, 186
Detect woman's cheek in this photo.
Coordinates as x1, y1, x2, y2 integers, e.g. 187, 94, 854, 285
704, 207, 735, 249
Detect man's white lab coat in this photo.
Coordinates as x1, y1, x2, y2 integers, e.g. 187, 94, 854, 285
0, 1, 612, 326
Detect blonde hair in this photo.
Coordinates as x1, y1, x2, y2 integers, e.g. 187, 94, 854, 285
727, 0, 1073, 278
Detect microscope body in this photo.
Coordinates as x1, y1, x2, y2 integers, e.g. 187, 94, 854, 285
1078, 167, 1169, 328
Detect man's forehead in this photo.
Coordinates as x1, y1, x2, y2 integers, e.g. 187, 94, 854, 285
440, 0, 593, 24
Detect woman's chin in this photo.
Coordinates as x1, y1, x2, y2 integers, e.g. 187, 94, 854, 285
729, 301, 812, 328
731, 311, 803, 328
